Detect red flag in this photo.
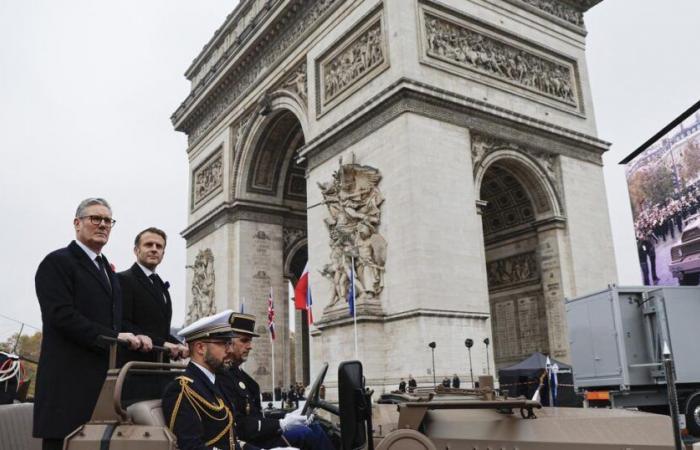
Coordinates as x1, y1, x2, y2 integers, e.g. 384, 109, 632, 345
267, 288, 275, 340
294, 263, 309, 310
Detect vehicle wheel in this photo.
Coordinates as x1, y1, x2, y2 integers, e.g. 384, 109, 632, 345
685, 395, 700, 437
680, 273, 700, 286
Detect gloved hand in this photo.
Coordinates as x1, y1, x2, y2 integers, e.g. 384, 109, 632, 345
279, 409, 308, 431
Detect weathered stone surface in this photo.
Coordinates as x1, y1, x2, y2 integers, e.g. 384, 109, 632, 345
178, 0, 616, 391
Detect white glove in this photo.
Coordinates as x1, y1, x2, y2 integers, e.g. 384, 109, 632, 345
279, 409, 307, 431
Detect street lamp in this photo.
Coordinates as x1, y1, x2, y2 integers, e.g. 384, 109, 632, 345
428, 342, 436, 389
464, 338, 474, 388
483, 337, 490, 375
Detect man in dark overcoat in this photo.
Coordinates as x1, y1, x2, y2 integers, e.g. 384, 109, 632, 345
118, 227, 188, 401
33, 198, 147, 450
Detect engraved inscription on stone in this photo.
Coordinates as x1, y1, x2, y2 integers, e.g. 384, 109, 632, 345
192, 150, 223, 208
493, 300, 518, 359
186, 248, 216, 324
422, 9, 577, 106
319, 156, 387, 308
517, 296, 540, 354
318, 10, 388, 112
486, 252, 539, 290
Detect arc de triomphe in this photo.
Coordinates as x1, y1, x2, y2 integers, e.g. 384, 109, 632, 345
173, 0, 617, 395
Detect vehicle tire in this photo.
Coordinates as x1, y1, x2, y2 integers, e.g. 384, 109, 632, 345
680, 273, 700, 286
685, 394, 700, 437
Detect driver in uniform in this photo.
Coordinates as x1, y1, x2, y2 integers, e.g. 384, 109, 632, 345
162, 310, 296, 450
217, 313, 334, 450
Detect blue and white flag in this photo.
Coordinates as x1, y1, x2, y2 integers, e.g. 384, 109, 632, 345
347, 259, 356, 317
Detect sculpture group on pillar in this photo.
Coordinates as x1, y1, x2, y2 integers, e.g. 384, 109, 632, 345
319, 156, 387, 309
186, 248, 216, 324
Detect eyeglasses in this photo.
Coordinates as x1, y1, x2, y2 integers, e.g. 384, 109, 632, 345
79, 215, 116, 227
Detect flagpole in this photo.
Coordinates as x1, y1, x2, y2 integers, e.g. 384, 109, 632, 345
352, 255, 358, 360
270, 287, 276, 400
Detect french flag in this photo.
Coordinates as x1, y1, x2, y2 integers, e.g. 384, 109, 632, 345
294, 263, 314, 325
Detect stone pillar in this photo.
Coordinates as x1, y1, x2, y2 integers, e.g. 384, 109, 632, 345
232, 220, 289, 395
535, 218, 571, 363
308, 113, 493, 396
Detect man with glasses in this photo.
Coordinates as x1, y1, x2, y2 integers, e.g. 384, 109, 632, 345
34, 198, 151, 450
217, 313, 333, 450
162, 310, 296, 450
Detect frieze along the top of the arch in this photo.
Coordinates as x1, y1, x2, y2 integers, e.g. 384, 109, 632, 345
499, 0, 600, 32
172, 0, 345, 147
299, 78, 609, 171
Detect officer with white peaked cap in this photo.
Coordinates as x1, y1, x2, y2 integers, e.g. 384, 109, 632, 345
161, 310, 297, 450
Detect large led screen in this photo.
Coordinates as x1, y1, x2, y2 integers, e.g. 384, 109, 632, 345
623, 101, 700, 286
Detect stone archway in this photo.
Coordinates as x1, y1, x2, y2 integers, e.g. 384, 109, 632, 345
475, 137, 570, 368
225, 104, 309, 394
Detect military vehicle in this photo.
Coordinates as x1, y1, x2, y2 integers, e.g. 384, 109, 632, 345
567, 286, 700, 438
1, 341, 680, 450
670, 216, 700, 285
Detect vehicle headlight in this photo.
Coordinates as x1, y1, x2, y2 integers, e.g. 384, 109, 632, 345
671, 247, 682, 260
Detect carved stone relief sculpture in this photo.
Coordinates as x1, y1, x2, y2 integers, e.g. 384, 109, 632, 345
319, 156, 387, 309
192, 151, 223, 208
423, 10, 578, 107
472, 133, 559, 179
471, 132, 560, 208
516, 0, 584, 27
186, 248, 216, 324
318, 10, 388, 113
281, 61, 308, 105
486, 252, 539, 290
283, 227, 306, 260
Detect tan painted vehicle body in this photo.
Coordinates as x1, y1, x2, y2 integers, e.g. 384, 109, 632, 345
2, 360, 677, 450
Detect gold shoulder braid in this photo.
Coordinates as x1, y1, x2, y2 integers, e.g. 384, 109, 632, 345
169, 376, 237, 448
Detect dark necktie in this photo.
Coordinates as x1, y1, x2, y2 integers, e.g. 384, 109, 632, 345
95, 256, 112, 292
149, 273, 167, 303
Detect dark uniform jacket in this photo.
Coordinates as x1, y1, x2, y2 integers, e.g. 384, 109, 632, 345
217, 365, 284, 446
117, 263, 178, 365
33, 241, 122, 438
163, 362, 258, 450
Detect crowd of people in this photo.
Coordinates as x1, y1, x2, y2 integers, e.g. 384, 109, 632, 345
633, 182, 700, 244
633, 182, 700, 285
33, 197, 331, 450
274, 382, 306, 409
397, 373, 464, 393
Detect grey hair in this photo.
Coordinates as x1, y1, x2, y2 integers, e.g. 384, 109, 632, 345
75, 198, 112, 218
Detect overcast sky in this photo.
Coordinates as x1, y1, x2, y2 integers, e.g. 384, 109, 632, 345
1, 1, 698, 341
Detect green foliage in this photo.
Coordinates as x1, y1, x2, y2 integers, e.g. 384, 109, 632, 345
681, 138, 700, 185
627, 163, 675, 216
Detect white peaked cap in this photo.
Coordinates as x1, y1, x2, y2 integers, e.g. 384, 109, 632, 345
178, 309, 234, 342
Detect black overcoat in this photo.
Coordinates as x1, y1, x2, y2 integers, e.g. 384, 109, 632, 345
117, 263, 178, 364
33, 240, 122, 438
